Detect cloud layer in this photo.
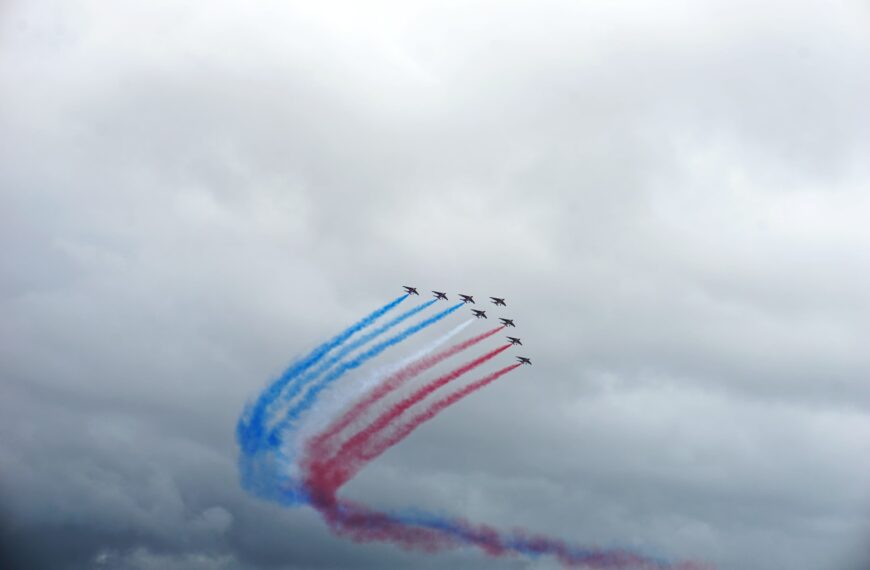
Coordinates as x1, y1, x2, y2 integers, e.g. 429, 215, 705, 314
2, 1, 869, 569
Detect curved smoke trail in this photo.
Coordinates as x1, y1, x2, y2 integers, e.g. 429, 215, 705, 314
236, 294, 406, 455
296, 318, 475, 451
307, 344, 511, 494
236, 295, 407, 503
271, 299, 438, 415
268, 302, 465, 442
309, 326, 506, 462
313, 498, 708, 570
353, 364, 520, 469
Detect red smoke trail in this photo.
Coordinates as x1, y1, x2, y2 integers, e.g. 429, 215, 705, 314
306, 344, 511, 500
318, 498, 457, 552
355, 363, 520, 466
309, 326, 505, 460
308, 365, 520, 510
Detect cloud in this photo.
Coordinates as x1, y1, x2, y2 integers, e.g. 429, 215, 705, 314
1, 1, 869, 569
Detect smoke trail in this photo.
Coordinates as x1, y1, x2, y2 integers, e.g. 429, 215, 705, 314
235, 295, 407, 504
236, 294, 406, 456
356, 364, 520, 467
309, 344, 511, 494
271, 299, 437, 417
269, 302, 465, 445
313, 498, 707, 569
310, 326, 505, 461
296, 319, 476, 449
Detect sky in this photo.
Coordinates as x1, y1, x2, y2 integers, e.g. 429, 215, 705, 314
2, 1, 869, 569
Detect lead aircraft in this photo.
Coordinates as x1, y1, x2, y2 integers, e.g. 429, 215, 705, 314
403, 286, 419, 295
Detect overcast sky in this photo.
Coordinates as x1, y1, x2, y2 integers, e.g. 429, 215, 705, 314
2, 1, 869, 569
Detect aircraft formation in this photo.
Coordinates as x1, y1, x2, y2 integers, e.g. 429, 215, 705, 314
235, 287, 699, 570
403, 286, 530, 365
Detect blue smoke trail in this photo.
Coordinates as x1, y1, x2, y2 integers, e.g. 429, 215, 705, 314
270, 302, 464, 445
272, 299, 438, 413
236, 295, 406, 485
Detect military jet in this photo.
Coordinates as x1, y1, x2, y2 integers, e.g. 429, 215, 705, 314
507, 336, 522, 346
499, 318, 515, 327
516, 356, 532, 365
432, 291, 448, 300
490, 297, 506, 306
459, 294, 475, 304
403, 286, 419, 295
472, 309, 487, 319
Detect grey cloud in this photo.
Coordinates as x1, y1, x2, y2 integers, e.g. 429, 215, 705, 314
2, 1, 869, 569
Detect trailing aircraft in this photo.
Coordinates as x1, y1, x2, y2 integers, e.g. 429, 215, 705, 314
472, 309, 487, 319
499, 318, 515, 327
507, 336, 522, 346
403, 286, 419, 295
490, 297, 506, 306
432, 291, 448, 300
459, 294, 475, 304
516, 356, 532, 365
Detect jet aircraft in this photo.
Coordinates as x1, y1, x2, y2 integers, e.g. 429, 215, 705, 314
507, 336, 522, 345
490, 297, 506, 306
499, 318, 515, 327
472, 309, 487, 319
432, 291, 448, 300
403, 286, 419, 295
459, 294, 475, 304
516, 356, 532, 365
